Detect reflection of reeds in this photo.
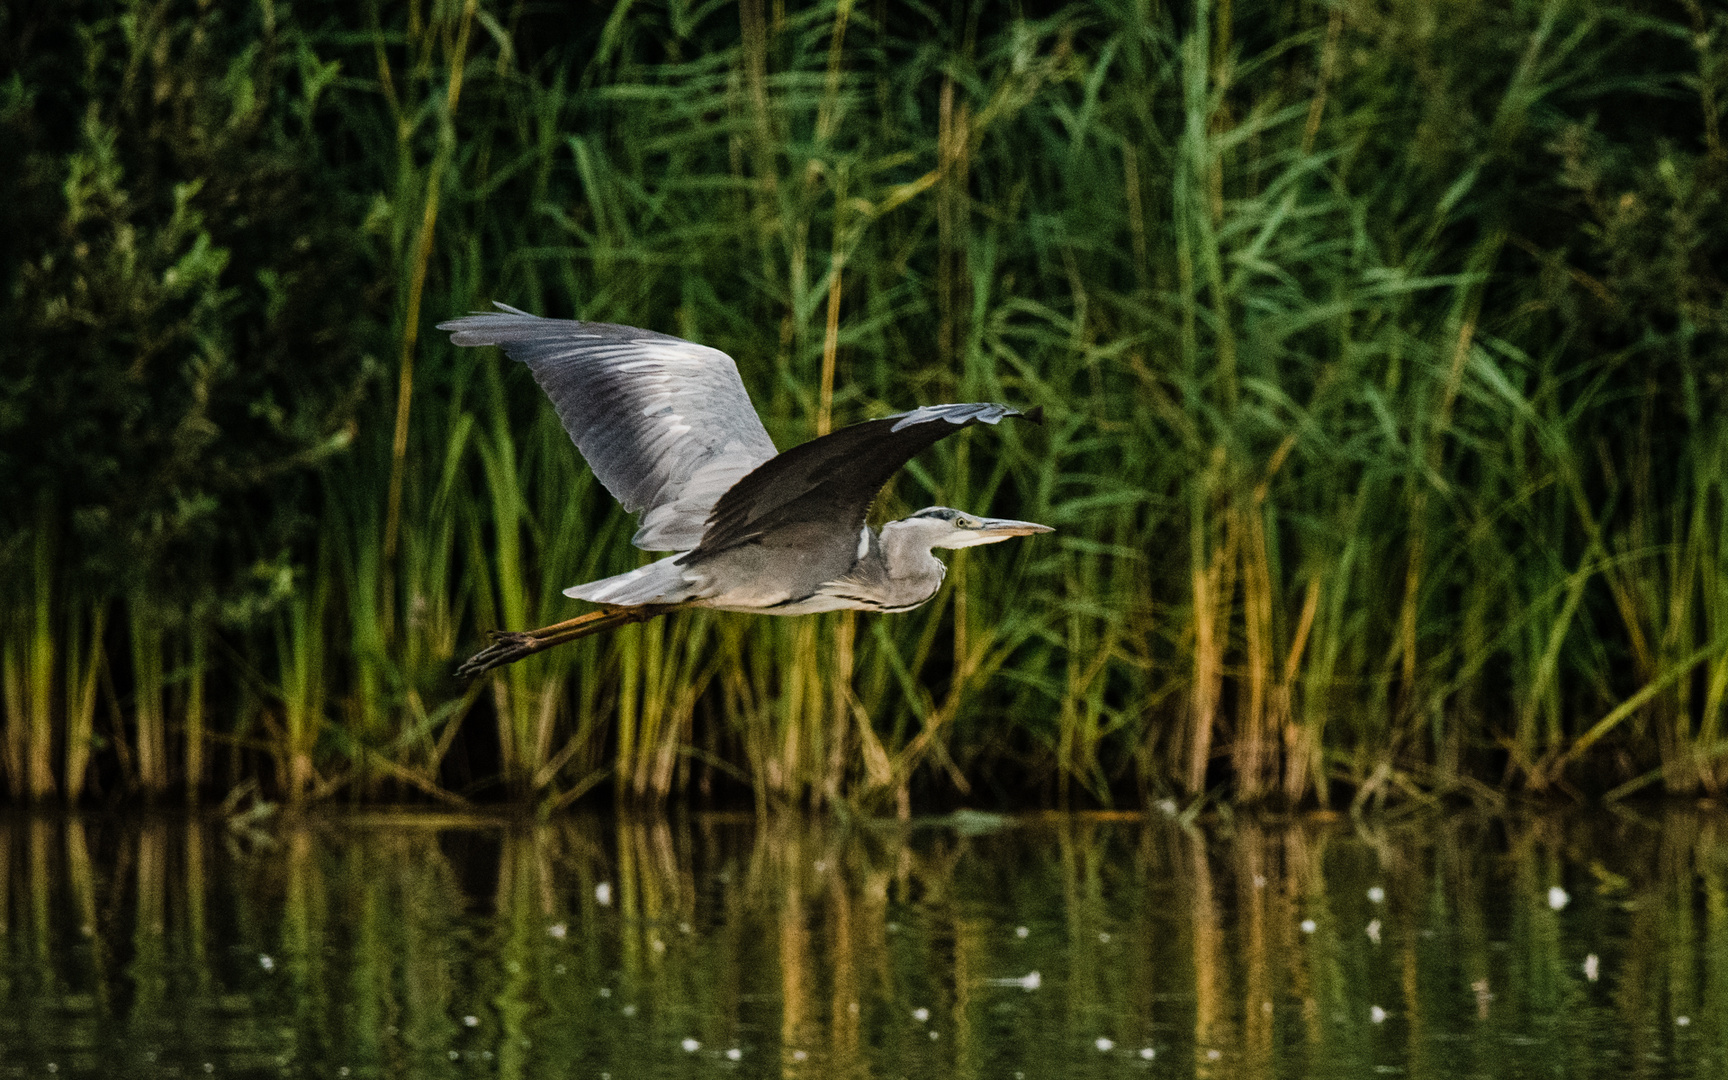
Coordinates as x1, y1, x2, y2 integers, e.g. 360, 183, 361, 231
2, 810, 1728, 1072
131, 819, 167, 1016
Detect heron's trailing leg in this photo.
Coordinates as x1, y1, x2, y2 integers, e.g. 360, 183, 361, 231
456, 606, 671, 679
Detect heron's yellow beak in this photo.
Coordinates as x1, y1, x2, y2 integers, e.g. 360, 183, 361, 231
937, 517, 1054, 548
977, 518, 1055, 538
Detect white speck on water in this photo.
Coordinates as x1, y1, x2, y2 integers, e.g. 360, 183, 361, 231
595, 882, 612, 906
621, 1004, 637, 1017
929, 1031, 939, 1041
47, 1066, 58, 1075
681, 1038, 701, 1052
1366, 919, 1382, 944
1368, 886, 1386, 903
1095, 1037, 1115, 1051
554, 964, 566, 974
792, 1050, 808, 1062
912, 1007, 930, 1022
481, 1052, 492, 1061
548, 922, 567, 939
1015, 926, 1029, 938
1207, 1048, 1222, 1061
338, 1070, 349, 1078
1155, 798, 1178, 815
990, 971, 1042, 990
1548, 886, 1570, 911
1300, 919, 1317, 934
598, 987, 611, 997
1098, 932, 1112, 944
463, 1015, 479, 1028
1253, 874, 1267, 888
848, 1001, 859, 1015
814, 860, 827, 873
448, 1051, 459, 1061
1677, 1015, 1691, 1027
259, 954, 275, 972
651, 938, 666, 953
886, 922, 900, 933
1370, 1005, 1387, 1023
1584, 954, 1599, 981
679, 922, 692, 934
1140, 1047, 1156, 1060
726, 1048, 742, 1060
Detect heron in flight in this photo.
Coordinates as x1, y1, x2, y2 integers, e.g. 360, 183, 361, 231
439, 305, 1051, 678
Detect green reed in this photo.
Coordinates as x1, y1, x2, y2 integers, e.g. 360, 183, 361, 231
0, 0, 1724, 807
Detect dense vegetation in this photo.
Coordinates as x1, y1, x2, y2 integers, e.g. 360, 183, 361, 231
1, 0, 1724, 810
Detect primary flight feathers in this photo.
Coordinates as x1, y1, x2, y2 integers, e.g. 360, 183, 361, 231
436, 305, 1041, 558
439, 305, 779, 551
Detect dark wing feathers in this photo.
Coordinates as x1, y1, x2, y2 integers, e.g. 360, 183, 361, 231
687, 402, 1040, 561
441, 306, 1039, 560
437, 306, 779, 551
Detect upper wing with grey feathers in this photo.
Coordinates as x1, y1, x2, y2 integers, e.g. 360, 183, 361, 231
686, 402, 1043, 561
437, 306, 780, 550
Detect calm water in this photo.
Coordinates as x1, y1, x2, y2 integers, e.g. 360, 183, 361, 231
2, 807, 1724, 1079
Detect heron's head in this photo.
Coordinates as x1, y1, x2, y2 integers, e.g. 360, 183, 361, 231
886, 506, 1055, 550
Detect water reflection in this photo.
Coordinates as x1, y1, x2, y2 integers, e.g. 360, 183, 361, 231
1, 809, 1724, 1078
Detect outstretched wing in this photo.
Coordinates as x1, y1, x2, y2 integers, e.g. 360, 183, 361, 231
687, 402, 1042, 561
438, 305, 780, 551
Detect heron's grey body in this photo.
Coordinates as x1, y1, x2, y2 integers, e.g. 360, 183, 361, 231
437, 305, 1050, 676
572, 510, 985, 616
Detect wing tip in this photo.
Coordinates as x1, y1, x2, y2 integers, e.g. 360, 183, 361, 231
886, 402, 1043, 432
436, 302, 545, 343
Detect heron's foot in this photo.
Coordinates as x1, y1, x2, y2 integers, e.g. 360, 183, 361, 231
455, 606, 672, 679
455, 632, 540, 679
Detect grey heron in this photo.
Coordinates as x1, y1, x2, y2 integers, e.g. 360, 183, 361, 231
439, 305, 1051, 678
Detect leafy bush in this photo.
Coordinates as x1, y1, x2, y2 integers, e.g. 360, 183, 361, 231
0, 3, 376, 617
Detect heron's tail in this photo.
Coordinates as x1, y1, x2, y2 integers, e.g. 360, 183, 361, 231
563, 555, 696, 606
456, 606, 670, 678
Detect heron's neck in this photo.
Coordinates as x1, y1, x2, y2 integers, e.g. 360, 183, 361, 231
877, 522, 947, 584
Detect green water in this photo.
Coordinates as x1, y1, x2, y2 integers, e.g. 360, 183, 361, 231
2, 808, 1723, 1079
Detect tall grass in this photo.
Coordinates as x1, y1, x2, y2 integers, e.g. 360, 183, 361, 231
1, 0, 1724, 807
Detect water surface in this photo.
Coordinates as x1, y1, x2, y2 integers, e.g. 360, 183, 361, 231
3, 808, 1723, 1078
